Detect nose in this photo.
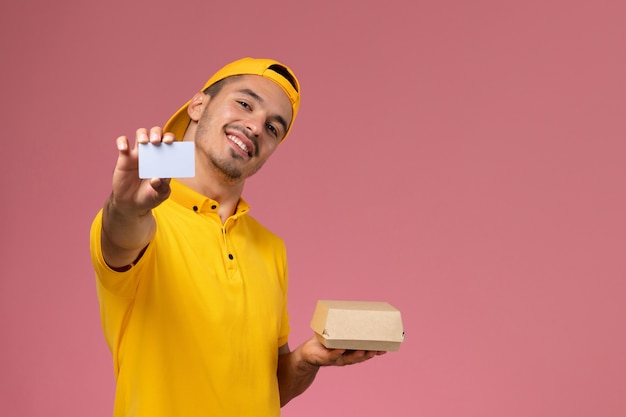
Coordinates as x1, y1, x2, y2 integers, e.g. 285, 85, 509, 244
244, 113, 264, 137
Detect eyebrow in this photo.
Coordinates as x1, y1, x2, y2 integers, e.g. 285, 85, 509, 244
237, 88, 289, 136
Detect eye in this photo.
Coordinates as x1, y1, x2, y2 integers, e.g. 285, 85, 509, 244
238, 101, 251, 110
266, 123, 278, 136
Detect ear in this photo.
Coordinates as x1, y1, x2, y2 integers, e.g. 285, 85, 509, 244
187, 92, 208, 122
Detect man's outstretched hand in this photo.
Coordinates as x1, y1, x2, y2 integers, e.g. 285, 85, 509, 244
111, 126, 175, 215
300, 335, 386, 367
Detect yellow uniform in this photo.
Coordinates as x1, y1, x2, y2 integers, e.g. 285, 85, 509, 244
90, 179, 290, 417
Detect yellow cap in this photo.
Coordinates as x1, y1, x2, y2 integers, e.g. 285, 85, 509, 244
164, 57, 301, 142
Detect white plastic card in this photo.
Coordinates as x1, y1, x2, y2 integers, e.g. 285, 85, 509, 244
138, 142, 195, 179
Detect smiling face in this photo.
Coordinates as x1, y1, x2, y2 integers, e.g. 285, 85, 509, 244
190, 75, 293, 182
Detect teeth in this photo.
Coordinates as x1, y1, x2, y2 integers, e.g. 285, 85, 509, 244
228, 135, 249, 154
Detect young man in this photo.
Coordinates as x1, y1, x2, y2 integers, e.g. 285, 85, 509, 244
90, 58, 382, 417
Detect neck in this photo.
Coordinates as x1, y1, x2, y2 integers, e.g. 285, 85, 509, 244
179, 121, 247, 223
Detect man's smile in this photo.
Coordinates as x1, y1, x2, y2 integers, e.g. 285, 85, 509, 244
225, 128, 255, 158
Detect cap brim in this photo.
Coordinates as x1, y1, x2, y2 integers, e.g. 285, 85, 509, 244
163, 100, 192, 141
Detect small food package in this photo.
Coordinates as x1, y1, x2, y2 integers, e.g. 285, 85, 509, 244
310, 300, 405, 351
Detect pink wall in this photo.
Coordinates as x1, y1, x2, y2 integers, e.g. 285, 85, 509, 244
1, 0, 625, 416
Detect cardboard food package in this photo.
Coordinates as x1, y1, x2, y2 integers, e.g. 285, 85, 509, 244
310, 300, 405, 352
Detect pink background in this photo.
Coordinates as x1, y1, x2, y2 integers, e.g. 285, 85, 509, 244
1, 0, 625, 416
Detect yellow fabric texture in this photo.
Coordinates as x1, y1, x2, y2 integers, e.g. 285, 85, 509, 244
90, 179, 290, 417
